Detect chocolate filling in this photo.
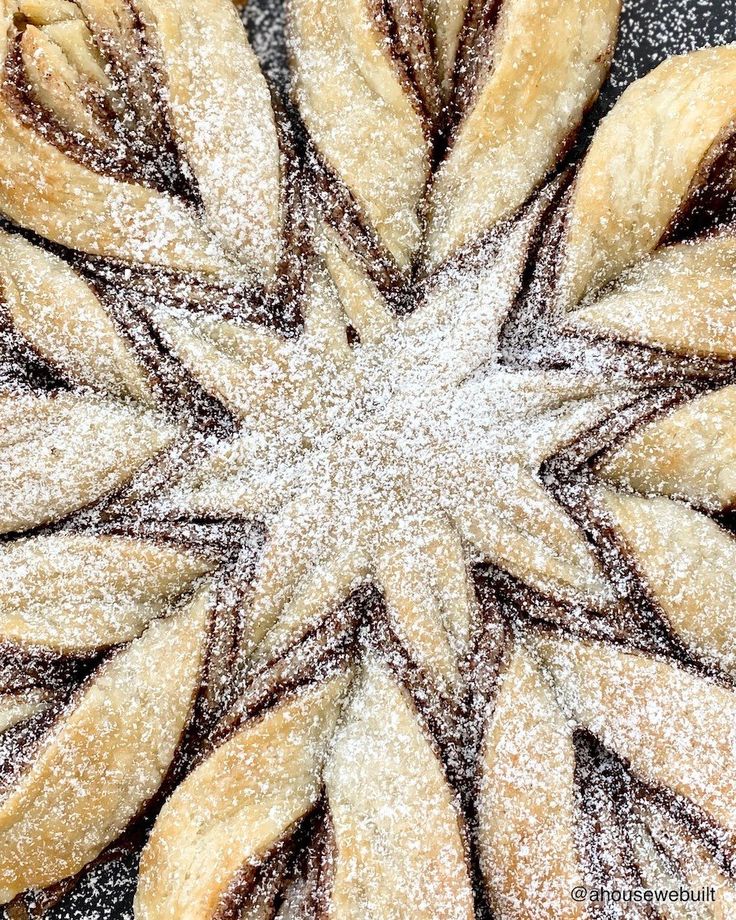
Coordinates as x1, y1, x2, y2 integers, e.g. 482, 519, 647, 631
444, 0, 505, 146
3, 2, 198, 202
373, 0, 442, 130
574, 732, 660, 918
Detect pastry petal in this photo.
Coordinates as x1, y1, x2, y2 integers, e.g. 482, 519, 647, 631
425, 0, 468, 97
0, 585, 214, 903
324, 659, 475, 920
0, 392, 178, 534
597, 386, 736, 512
602, 490, 736, 673
570, 235, 736, 358
289, 0, 430, 269
478, 647, 586, 918
0, 99, 231, 274
375, 519, 475, 694
425, 0, 620, 267
135, 0, 283, 284
249, 544, 369, 669
0, 230, 152, 402
135, 673, 351, 920
455, 465, 611, 606
153, 309, 350, 438
560, 45, 736, 306
0, 533, 216, 653
537, 637, 736, 836
318, 227, 396, 345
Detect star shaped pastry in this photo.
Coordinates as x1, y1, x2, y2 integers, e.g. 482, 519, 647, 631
1, 1, 736, 918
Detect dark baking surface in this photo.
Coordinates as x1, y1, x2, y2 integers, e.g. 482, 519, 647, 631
12, 1, 735, 918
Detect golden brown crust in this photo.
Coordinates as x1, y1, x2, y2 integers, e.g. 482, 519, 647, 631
597, 385, 736, 512
0, 587, 214, 903
559, 46, 736, 308
425, 0, 620, 269
478, 647, 586, 919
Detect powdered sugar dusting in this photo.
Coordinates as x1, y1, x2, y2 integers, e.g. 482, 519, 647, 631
0, 0, 734, 918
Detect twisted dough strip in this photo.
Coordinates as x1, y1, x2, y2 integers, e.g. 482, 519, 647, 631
559, 46, 736, 310
0, 586, 215, 904
0, 0, 282, 283
289, 0, 620, 276
136, 660, 476, 920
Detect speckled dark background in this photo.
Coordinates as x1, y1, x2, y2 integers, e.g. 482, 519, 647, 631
20, 1, 735, 918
